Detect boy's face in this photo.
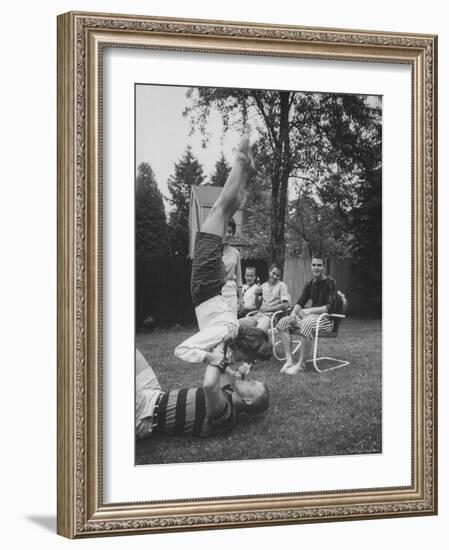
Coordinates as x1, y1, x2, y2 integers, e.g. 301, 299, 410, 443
234, 378, 264, 401
245, 269, 256, 285
268, 267, 281, 284
311, 258, 324, 279
231, 348, 252, 364
224, 225, 234, 243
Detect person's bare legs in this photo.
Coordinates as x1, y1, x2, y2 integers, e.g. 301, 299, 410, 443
298, 337, 312, 368
279, 331, 294, 372
201, 135, 255, 238
285, 336, 312, 374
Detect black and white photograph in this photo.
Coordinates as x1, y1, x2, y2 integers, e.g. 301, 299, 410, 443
135, 83, 383, 466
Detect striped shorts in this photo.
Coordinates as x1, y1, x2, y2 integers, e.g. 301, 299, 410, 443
277, 314, 333, 339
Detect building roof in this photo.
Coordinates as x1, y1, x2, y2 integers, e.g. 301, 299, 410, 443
191, 185, 223, 207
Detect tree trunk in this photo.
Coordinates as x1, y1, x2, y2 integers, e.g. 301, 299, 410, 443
269, 91, 291, 269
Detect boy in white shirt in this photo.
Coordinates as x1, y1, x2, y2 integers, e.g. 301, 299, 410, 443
239, 266, 261, 317
239, 264, 290, 333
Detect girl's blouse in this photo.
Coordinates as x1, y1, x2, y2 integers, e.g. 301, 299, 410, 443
222, 245, 242, 288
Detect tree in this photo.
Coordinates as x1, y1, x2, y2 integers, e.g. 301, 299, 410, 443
135, 162, 170, 257
240, 169, 272, 260
348, 163, 382, 316
167, 146, 205, 256
185, 88, 294, 266
208, 152, 231, 187
184, 89, 381, 267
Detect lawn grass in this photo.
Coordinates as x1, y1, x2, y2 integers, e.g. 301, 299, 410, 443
136, 318, 382, 465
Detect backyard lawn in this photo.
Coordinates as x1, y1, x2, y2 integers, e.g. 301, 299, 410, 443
136, 318, 382, 466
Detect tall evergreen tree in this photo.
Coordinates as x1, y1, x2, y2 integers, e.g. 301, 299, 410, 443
136, 162, 170, 257
209, 152, 231, 187
167, 146, 205, 256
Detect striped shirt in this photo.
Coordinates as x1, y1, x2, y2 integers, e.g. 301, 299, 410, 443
154, 385, 237, 437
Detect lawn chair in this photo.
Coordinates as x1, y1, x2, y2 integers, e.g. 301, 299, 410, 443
307, 291, 349, 373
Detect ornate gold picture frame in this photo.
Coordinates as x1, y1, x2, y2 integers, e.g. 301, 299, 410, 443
57, 11, 437, 538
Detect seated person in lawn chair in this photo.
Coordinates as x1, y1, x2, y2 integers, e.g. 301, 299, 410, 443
277, 254, 338, 374
175, 135, 272, 376
238, 263, 290, 333
136, 349, 269, 439
238, 266, 262, 318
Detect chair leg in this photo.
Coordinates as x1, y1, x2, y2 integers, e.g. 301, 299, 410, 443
272, 334, 286, 360
292, 340, 301, 356
308, 356, 350, 373
271, 331, 301, 361
308, 319, 349, 373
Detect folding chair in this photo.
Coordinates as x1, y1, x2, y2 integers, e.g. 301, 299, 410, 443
307, 312, 349, 373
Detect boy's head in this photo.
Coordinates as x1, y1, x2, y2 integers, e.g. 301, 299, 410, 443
233, 377, 270, 414
229, 326, 272, 364
310, 255, 325, 279
268, 263, 282, 284
225, 218, 237, 243
245, 266, 257, 286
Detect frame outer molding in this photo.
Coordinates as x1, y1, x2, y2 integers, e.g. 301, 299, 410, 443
57, 12, 77, 539
57, 11, 437, 539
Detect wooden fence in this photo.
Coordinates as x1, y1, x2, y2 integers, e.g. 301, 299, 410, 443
136, 256, 194, 327
136, 254, 374, 329
136, 256, 268, 328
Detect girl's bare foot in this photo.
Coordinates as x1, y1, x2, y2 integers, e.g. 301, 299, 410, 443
236, 134, 256, 172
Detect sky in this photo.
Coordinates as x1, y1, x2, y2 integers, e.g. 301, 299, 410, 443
135, 84, 381, 208
135, 84, 240, 204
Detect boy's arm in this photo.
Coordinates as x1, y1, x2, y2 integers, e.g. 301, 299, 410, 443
302, 305, 328, 315
254, 285, 262, 310
203, 364, 228, 418
294, 281, 311, 317
259, 301, 289, 313
236, 251, 243, 301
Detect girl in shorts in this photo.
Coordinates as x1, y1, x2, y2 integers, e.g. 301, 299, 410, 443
175, 136, 271, 371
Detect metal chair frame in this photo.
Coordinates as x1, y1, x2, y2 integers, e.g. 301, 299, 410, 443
307, 313, 349, 373
270, 310, 349, 372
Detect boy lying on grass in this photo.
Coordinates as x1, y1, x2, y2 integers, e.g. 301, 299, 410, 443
136, 349, 269, 439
